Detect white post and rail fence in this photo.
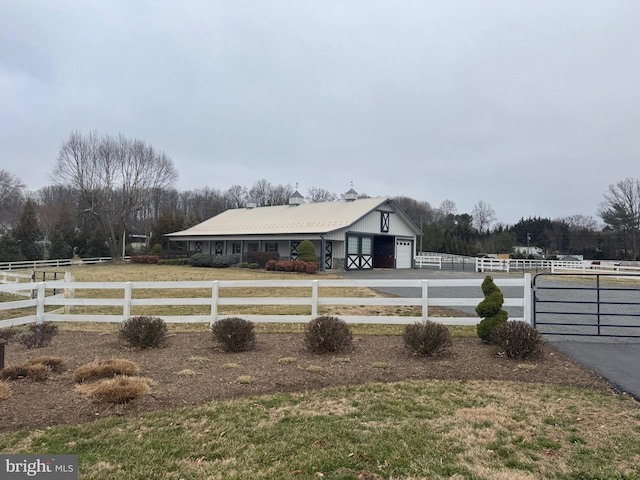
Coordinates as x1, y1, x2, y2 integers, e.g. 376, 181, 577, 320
0, 276, 532, 329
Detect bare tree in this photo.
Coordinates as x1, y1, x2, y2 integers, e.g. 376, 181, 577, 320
50, 131, 178, 259
472, 200, 497, 233
599, 177, 640, 260
224, 185, 248, 209
307, 187, 337, 203
0, 169, 26, 233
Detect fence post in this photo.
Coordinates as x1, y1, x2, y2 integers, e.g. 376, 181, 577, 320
311, 280, 319, 318
36, 282, 45, 324
123, 282, 132, 320
210, 281, 219, 326
523, 273, 532, 325
421, 279, 429, 322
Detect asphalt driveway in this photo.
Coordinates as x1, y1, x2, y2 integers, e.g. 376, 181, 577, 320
337, 268, 640, 401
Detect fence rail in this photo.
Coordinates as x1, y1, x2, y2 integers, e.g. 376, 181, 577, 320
0, 276, 531, 328
0, 257, 115, 271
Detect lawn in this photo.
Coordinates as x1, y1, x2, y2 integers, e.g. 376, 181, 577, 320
1, 263, 639, 479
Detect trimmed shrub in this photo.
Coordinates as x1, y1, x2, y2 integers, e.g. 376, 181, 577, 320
476, 276, 508, 342
238, 262, 250, 268
211, 317, 256, 353
151, 243, 163, 255
492, 321, 544, 359
119, 316, 167, 349
188, 253, 216, 267
245, 251, 279, 267
157, 258, 189, 265
265, 259, 278, 271
403, 321, 452, 356
130, 255, 159, 264
211, 254, 241, 268
265, 259, 318, 274
304, 316, 353, 353
76, 376, 152, 403
297, 240, 318, 264
19, 323, 58, 349
248, 263, 261, 269
73, 358, 141, 383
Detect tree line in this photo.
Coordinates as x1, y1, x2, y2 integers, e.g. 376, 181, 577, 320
1, 131, 639, 262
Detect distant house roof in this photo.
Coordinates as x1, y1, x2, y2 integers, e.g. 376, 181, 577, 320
167, 196, 420, 238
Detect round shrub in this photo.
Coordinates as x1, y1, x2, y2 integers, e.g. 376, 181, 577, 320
492, 321, 544, 359
188, 253, 216, 267
304, 316, 353, 353
119, 316, 167, 349
211, 317, 256, 353
403, 320, 452, 356
76, 376, 152, 404
476, 276, 508, 342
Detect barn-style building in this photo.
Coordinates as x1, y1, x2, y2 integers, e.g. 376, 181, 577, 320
166, 190, 421, 270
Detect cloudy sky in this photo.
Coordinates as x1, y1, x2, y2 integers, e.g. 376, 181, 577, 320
2, 1, 639, 225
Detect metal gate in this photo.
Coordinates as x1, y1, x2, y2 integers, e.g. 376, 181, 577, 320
533, 273, 640, 338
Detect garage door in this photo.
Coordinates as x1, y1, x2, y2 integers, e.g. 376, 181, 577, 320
395, 240, 413, 268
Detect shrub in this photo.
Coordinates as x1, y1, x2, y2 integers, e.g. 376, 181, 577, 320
119, 316, 167, 349
403, 321, 452, 356
492, 321, 544, 359
476, 276, 508, 342
151, 243, 163, 255
76, 376, 152, 403
304, 316, 353, 353
188, 253, 216, 267
211, 317, 256, 353
19, 323, 58, 349
265, 259, 278, 271
73, 358, 141, 383
157, 258, 189, 265
297, 240, 318, 263
0, 380, 10, 400
238, 262, 250, 268
211, 254, 241, 268
0, 327, 18, 342
248, 263, 261, 269
130, 255, 159, 264
245, 251, 279, 267
189, 253, 240, 268
305, 262, 318, 274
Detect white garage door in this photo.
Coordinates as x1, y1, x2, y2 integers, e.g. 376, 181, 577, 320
395, 240, 413, 268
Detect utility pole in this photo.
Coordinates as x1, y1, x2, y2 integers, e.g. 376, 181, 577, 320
527, 233, 531, 257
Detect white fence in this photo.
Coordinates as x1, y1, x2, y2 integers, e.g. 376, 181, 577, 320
0, 257, 114, 271
475, 257, 640, 275
0, 276, 532, 328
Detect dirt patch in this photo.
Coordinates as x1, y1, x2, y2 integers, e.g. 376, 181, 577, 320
0, 331, 613, 432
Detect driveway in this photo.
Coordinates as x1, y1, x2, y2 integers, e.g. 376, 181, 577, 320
337, 268, 640, 401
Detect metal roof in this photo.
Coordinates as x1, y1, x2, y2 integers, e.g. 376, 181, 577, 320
167, 197, 396, 237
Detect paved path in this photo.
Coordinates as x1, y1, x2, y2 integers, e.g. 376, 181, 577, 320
337, 268, 640, 401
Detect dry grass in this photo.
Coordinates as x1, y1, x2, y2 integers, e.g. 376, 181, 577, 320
73, 358, 140, 383
0, 380, 10, 400
236, 375, 254, 384
277, 357, 297, 364
26, 356, 67, 373
0, 365, 28, 380
76, 376, 152, 404
24, 363, 51, 382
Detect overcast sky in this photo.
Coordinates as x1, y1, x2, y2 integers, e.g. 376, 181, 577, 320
2, 1, 639, 225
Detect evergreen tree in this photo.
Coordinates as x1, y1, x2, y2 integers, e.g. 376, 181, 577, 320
13, 199, 44, 260
48, 203, 75, 259
0, 233, 23, 262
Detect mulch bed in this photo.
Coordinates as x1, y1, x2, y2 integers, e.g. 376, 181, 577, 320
0, 331, 614, 433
